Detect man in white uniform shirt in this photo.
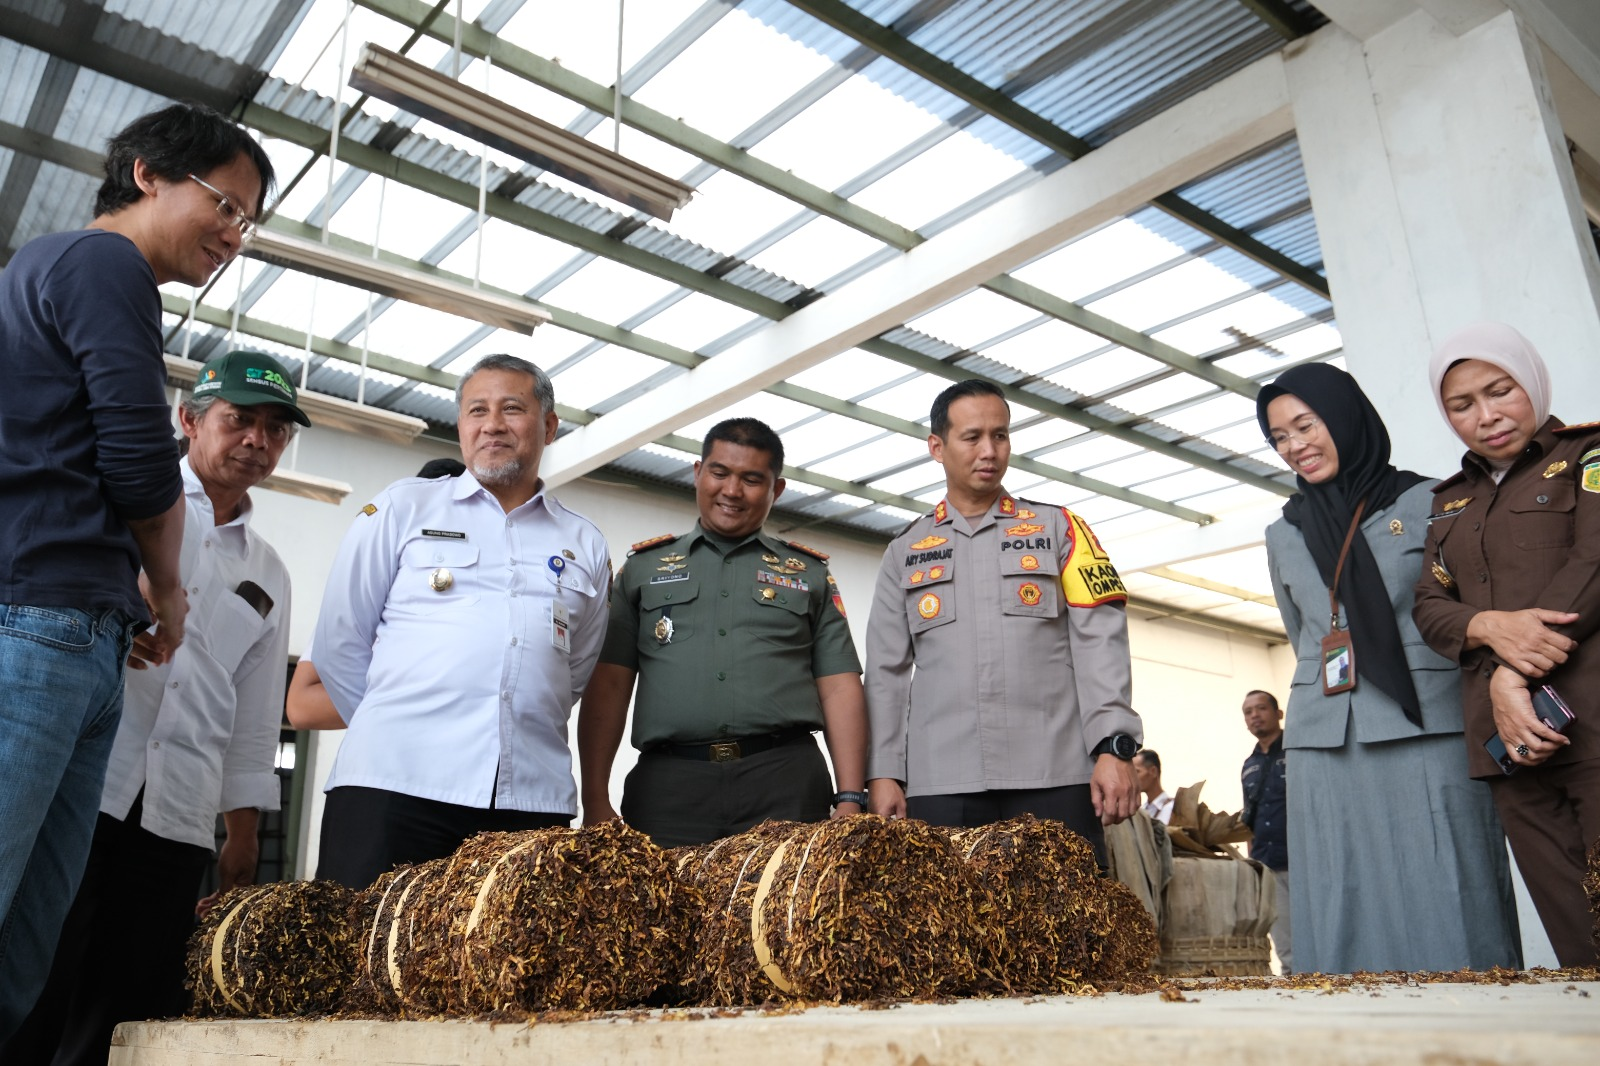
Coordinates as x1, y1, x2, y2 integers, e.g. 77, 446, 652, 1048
2, 351, 304, 1065
311, 354, 610, 889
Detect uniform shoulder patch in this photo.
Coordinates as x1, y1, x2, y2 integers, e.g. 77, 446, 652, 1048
360, 503, 378, 516
628, 533, 680, 555
784, 539, 829, 562
1553, 419, 1600, 436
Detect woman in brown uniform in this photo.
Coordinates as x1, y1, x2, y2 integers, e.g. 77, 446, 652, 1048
1413, 321, 1600, 967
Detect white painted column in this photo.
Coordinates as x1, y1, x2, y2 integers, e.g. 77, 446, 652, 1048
1285, 10, 1600, 478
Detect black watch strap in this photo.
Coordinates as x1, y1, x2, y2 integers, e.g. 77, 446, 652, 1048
1091, 733, 1140, 761
832, 790, 869, 807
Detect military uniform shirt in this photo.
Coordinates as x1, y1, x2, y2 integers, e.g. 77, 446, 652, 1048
312, 472, 610, 815
865, 489, 1141, 795
599, 523, 861, 749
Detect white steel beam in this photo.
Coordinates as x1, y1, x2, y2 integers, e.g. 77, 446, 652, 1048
540, 52, 1294, 489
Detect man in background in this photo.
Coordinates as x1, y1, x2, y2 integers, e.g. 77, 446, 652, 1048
1242, 689, 1291, 972
2, 351, 306, 1065
1133, 749, 1173, 824
0, 102, 273, 1036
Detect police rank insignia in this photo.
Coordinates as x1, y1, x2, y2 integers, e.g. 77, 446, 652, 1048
1018, 582, 1042, 606
910, 535, 948, 550
910, 570, 926, 584
1543, 461, 1568, 478
917, 592, 941, 619
429, 567, 453, 591
1431, 561, 1454, 589
1019, 555, 1040, 571
934, 501, 949, 523
654, 616, 674, 644
784, 557, 807, 572
999, 498, 1017, 516
1442, 498, 1472, 513
762, 553, 782, 566
1005, 522, 1045, 537
928, 565, 945, 580
361, 503, 378, 516
1389, 520, 1403, 535
1014, 508, 1037, 520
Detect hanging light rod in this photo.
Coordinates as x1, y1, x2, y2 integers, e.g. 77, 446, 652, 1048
347, 42, 694, 221
243, 228, 552, 335
260, 468, 355, 505
164, 353, 428, 447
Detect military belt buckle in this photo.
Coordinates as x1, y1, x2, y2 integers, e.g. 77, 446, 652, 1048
709, 741, 742, 762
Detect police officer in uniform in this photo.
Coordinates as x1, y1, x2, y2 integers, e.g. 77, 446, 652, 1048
864, 380, 1141, 860
578, 418, 868, 848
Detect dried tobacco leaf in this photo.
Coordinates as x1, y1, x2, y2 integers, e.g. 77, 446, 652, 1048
1586, 835, 1600, 956
1084, 877, 1159, 991
749, 816, 999, 1003
186, 880, 359, 1018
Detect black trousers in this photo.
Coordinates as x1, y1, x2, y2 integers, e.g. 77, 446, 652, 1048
621, 735, 832, 849
0, 796, 211, 1066
316, 786, 571, 890
907, 784, 1107, 867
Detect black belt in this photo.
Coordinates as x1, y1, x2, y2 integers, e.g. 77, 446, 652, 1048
653, 728, 813, 762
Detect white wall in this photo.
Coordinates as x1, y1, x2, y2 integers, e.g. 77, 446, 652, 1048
255, 427, 1292, 876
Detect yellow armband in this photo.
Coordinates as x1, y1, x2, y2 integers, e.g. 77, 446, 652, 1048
1060, 508, 1127, 607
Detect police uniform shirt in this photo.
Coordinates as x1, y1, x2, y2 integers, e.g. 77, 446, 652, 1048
312, 471, 610, 815
101, 458, 289, 850
599, 523, 861, 749
864, 489, 1141, 796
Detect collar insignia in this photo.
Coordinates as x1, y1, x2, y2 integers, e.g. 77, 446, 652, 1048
1543, 461, 1568, 478
933, 501, 949, 523
999, 497, 1017, 516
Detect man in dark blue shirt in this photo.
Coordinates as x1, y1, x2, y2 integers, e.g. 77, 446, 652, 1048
0, 102, 274, 1040
1241, 688, 1290, 972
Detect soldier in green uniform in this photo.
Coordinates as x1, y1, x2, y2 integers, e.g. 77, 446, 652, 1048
577, 418, 869, 847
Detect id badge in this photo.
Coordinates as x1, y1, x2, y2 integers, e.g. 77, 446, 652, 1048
550, 601, 571, 653
1320, 629, 1356, 695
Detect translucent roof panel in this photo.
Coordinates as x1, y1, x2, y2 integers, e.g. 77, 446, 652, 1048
551, 346, 667, 412
326, 177, 466, 263
535, 257, 682, 323
633, 293, 762, 354
851, 130, 1030, 232
240, 268, 375, 342
676, 393, 822, 442
358, 300, 487, 368
858, 375, 950, 423
787, 352, 910, 399
744, 216, 888, 290
1011, 219, 1186, 303
432, 220, 580, 297
907, 289, 1041, 351
631, 8, 835, 143
781, 414, 889, 467
662, 170, 807, 256
1086, 257, 1254, 333
807, 433, 928, 481
497, 0, 710, 90
978, 319, 1109, 377
1046, 348, 1166, 398
870, 461, 945, 496
1153, 291, 1309, 356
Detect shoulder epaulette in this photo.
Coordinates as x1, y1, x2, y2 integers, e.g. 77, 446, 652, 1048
783, 539, 829, 562
1430, 470, 1468, 493
1554, 420, 1600, 436
628, 533, 680, 556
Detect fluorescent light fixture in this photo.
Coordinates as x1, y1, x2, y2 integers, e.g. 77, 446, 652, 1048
164, 354, 429, 447
244, 228, 552, 335
261, 468, 354, 505
349, 43, 695, 221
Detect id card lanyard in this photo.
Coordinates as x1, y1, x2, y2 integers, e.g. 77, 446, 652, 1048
1320, 498, 1366, 696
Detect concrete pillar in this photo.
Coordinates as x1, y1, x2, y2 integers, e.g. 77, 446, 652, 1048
1284, 9, 1600, 478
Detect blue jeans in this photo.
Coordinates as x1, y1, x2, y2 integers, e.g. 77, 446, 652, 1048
0, 605, 135, 1041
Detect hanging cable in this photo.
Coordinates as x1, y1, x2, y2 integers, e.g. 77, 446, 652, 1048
359, 175, 387, 405
613, 0, 625, 153
323, 0, 355, 244
474, 54, 492, 289
180, 289, 197, 361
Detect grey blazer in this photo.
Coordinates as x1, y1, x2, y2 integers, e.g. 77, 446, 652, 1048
1265, 481, 1465, 749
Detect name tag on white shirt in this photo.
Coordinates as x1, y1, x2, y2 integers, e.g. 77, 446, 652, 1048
551, 601, 571, 653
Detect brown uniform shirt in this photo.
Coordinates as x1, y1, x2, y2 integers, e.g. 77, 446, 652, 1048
1412, 417, 1600, 778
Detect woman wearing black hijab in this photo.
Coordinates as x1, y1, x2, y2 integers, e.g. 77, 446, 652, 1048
1259, 363, 1519, 974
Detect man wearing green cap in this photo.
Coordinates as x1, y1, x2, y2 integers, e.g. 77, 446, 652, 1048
2, 351, 308, 1065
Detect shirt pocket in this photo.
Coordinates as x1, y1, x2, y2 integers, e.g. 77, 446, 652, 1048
1506, 476, 1575, 550
395, 540, 482, 614
640, 578, 700, 646
1000, 551, 1062, 619
748, 583, 809, 645
903, 566, 955, 635
203, 594, 267, 676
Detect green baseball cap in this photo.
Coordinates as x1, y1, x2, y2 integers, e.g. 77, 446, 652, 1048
192, 351, 311, 426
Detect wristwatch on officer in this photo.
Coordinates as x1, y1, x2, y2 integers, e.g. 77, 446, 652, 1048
1090, 733, 1140, 761
832, 790, 869, 808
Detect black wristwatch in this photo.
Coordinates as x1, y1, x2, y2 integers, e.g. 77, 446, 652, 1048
1090, 733, 1141, 761
832, 790, 869, 807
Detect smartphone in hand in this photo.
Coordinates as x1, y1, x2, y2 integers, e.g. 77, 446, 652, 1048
1485, 684, 1576, 774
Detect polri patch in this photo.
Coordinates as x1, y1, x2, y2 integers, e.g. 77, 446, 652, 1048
917, 592, 941, 619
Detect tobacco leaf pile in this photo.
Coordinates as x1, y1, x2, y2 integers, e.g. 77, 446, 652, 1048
682, 815, 1002, 1003
358, 821, 692, 1015
949, 815, 1157, 993
187, 880, 360, 1017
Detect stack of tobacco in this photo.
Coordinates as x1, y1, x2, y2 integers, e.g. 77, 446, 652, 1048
687, 816, 999, 1004
359, 821, 692, 1016
672, 820, 800, 1006
187, 880, 360, 1018
1586, 835, 1599, 955
950, 815, 1157, 992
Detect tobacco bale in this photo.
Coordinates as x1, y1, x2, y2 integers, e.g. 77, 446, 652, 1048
751, 816, 1000, 1003
454, 820, 693, 1013
673, 821, 801, 1006
187, 880, 359, 1018
949, 815, 1102, 993
1083, 877, 1159, 989
356, 855, 461, 1015
338, 868, 402, 1016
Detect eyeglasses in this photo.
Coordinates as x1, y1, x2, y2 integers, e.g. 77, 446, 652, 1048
1266, 416, 1323, 452
188, 174, 257, 241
